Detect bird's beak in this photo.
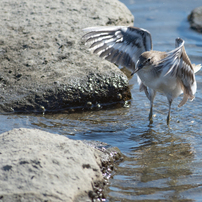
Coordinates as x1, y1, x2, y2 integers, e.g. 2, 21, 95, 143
131, 61, 143, 76
131, 68, 139, 76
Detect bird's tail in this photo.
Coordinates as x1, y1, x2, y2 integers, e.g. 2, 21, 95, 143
192, 63, 201, 73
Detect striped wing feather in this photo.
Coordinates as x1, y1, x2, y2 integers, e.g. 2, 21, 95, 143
82, 26, 152, 72
158, 38, 198, 107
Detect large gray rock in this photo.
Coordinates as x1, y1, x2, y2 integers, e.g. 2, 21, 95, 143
188, 6, 202, 33
0, 128, 122, 202
0, 0, 134, 113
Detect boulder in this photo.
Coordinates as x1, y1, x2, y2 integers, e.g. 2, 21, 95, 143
0, 128, 122, 202
0, 0, 134, 113
188, 6, 202, 33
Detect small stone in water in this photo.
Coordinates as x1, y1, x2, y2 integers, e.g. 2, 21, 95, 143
86, 101, 92, 107
117, 93, 122, 100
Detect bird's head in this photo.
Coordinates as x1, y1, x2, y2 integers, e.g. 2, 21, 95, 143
131, 52, 153, 75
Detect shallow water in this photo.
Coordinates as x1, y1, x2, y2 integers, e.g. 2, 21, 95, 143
1, 0, 202, 201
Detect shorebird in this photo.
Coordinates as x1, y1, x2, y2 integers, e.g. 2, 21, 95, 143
82, 26, 201, 125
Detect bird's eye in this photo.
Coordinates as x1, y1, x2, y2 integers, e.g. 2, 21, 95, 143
147, 58, 151, 62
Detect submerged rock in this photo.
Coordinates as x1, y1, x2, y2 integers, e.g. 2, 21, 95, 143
0, 0, 134, 113
0, 128, 123, 202
188, 6, 202, 33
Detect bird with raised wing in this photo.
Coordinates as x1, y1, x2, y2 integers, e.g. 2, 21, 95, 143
82, 26, 201, 125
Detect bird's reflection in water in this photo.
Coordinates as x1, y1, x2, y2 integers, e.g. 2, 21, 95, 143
108, 127, 196, 201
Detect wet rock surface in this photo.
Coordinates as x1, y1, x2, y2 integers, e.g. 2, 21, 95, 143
0, 0, 134, 113
188, 6, 202, 33
0, 128, 123, 202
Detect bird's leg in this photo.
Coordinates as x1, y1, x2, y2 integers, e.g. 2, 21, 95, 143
149, 100, 153, 123
147, 88, 156, 123
167, 99, 173, 125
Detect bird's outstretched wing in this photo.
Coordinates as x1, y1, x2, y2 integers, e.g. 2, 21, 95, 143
82, 26, 152, 72
158, 38, 200, 107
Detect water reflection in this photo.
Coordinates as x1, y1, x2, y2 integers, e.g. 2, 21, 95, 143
108, 128, 197, 201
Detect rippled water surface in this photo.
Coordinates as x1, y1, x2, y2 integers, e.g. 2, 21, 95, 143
1, 0, 202, 201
